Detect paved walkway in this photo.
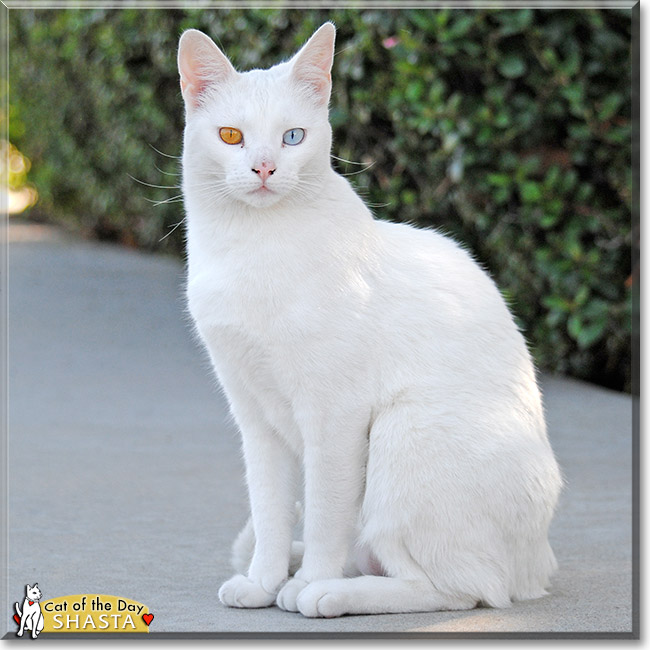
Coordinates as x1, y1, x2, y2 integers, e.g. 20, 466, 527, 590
4, 220, 636, 637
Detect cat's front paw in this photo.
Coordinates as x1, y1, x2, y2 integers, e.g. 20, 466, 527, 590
296, 579, 351, 618
275, 577, 309, 612
218, 574, 277, 609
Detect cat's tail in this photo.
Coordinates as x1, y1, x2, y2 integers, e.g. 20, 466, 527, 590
14, 602, 22, 618
231, 502, 304, 576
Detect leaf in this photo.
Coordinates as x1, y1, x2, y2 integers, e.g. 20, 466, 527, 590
582, 298, 610, 320
567, 123, 591, 141
446, 14, 474, 39
498, 55, 527, 79
561, 82, 584, 107
560, 49, 581, 78
542, 295, 571, 312
577, 320, 607, 349
567, 314, 583, 341
401, 189, 417, 205
540, 213, 559, 228
487, 173, 511, 187
598, 92, 624, 121
494, 111, 511, 128
520, 181, 542, 202
495, 9, 534, 36
405, 80, 424, 102
574, 285, 590, 307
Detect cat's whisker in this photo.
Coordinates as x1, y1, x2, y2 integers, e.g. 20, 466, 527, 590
331, 156, 376, 178
187, 180, 230, 190
340, 165, 375, 177
154, 163, 182, 177
159, 218, 186, 242
148, 143, 182, 159
291, 184, 321, 202
142, 195, 173, 203
196, 180, 234, 196
151, 194, 185, 207
128, 174, 180, 190
192, 182, 238, 205
331, 154, 369, 166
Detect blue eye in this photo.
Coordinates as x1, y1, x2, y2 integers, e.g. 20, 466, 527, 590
282, 128, 305, 146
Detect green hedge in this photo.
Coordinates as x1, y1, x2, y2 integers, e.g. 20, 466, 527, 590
9, 8, 634, 391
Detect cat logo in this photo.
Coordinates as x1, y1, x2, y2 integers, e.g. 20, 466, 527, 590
13, 585, 154, 634
14, 584, 44, 638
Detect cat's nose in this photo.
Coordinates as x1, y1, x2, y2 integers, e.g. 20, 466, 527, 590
251, 162, 276, 182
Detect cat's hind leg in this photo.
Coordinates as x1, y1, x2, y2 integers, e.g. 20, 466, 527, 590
295, 575, 477, 618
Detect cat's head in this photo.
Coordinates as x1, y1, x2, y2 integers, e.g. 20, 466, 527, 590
25, 584, 42, 601
178, 23, 336, 210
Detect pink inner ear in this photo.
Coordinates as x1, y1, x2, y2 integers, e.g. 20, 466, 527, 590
311, 73, 331, 101
181, 79, 210, 105
290, 25, 335, 105
180, 67, 214, 109
178, 30, 236, 109
292, 64, 332, 105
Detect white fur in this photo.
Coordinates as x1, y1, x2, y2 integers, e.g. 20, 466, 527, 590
178, 22, 562, 618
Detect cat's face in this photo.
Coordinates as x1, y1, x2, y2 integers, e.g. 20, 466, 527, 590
179, 24, 336, 210
25, 584, 41, 601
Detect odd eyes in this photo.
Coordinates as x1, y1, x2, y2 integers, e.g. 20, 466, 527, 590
282, 128, 305, 146
218, 127, 305, 146
219, 127, 243, 145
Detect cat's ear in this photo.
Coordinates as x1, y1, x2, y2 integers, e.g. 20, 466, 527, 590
290, 22, 336, 106
178, 29, 237, 111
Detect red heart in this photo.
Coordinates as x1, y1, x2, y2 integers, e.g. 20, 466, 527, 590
13, 614, 20, 625
142, 613, 154, 626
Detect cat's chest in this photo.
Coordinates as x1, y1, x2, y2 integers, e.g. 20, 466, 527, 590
186, 216, 378, 378
187, 253, 324, 340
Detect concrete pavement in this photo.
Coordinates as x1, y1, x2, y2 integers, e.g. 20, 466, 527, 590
4, 220, 636, 637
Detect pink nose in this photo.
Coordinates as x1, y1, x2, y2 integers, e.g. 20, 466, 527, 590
251, 162, 276, 182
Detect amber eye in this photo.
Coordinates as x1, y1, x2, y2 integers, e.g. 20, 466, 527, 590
219, 127, 243, 145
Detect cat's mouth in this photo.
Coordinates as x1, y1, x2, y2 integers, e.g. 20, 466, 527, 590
243, 184, 285, 208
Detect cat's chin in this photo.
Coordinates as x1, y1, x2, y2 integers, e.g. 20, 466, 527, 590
241, 187, 286, 209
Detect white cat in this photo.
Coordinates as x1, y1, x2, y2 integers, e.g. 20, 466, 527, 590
178, 22, 562, 618
15, 583, 44, 638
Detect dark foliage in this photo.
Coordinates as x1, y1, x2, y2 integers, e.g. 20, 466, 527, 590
9, 8, 634, 390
